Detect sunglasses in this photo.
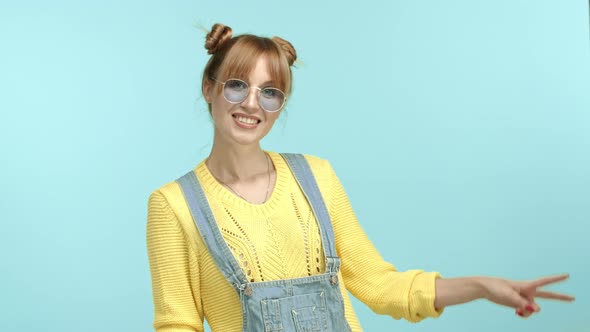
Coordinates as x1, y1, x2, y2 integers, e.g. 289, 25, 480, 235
211, 78, 286, 112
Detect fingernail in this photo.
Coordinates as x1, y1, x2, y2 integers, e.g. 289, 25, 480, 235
525, 304, 534, 312
516, 309, 524, 316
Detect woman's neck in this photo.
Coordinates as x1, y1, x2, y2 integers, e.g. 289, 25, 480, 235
206, 140, 270, 183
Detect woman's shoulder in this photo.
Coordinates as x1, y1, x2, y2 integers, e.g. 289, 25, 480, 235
148, 166, 201, 214
148, 181, 185, 215
268, 150, 329, 164
270, 151, 338, 188
270, 151, 334, 173
146, 171, 204, 237
146, 172, 205, 252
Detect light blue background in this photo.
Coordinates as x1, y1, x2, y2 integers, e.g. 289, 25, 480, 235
1, 1, 588, 331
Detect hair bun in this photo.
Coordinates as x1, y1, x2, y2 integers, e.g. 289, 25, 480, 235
272, 36, 297, 66
205, 23, 233, 55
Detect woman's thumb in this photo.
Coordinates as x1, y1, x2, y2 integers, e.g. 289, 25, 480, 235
507, 291, 529, 309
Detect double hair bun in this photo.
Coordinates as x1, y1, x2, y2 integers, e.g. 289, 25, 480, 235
204, 23, 297, 66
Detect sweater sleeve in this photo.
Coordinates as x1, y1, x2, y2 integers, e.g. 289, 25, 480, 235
324, 161, 444, 323
146, 190, 205, 332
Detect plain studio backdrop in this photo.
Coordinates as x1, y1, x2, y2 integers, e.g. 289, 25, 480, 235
1, 1, 588, 331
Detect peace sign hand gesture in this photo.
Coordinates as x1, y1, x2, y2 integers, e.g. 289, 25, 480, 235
482, 274, 575, 318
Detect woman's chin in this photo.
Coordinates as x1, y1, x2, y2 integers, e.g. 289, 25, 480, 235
228, 131, 267, 147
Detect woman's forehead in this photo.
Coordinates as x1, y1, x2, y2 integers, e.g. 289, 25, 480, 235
247, 57, 274, 83
224, 56, 280, 85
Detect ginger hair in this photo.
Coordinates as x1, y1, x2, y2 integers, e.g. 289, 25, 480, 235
202, 23, 297, 109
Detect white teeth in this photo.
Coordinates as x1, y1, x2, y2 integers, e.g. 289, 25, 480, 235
235, 115, 258, 125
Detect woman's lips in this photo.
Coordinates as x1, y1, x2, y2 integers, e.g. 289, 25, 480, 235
232, 114, 261, 129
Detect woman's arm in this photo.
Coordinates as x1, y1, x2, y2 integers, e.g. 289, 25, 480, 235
435, 274, 575, 318
147, 190, 205, 332
434, 277, 487, 308
316, 157, 575, 321
319, 158, 443, 323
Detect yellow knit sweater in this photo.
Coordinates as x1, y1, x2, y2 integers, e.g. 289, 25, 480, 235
146, 152, 443, 332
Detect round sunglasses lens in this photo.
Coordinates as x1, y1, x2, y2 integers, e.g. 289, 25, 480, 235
259, 88, 285, 112
223, 79, 249, 103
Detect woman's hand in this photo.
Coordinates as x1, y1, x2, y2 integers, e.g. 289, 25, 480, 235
434, 273, 575, 318
481, 274, 575, 318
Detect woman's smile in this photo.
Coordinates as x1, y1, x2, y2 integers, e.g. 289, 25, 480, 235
232, 113, 262, 129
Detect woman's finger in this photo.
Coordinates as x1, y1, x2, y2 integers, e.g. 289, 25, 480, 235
529, 274, 570, 288
516, 297, 540, 318
524, 296, 541, 313
516, 305, 536, 318
534, 290, 576, 302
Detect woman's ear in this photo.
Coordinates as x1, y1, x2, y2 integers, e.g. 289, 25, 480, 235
202, 80, 212, 104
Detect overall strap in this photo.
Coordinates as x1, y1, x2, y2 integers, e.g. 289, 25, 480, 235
177, 171, 249, 293
279, 153, 341, 276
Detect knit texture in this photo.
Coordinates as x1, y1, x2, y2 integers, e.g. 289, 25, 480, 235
146, 152, 443, 332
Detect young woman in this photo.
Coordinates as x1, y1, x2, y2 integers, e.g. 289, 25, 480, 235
146, 23, 574, 332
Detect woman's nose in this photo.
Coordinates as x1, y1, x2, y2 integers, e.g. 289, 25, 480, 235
240, 87, 260, 111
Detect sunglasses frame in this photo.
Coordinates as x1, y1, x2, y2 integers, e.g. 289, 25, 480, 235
210, 77, 287, 112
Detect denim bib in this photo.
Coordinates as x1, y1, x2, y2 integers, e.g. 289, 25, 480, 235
177, 153, 352, 332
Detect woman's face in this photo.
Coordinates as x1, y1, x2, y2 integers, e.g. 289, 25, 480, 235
204, 56, 284, 148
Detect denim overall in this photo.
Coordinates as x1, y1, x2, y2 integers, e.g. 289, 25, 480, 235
177, 153, 352, 332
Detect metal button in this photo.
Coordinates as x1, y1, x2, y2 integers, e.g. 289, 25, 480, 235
244, 285, 253, 296
330, 275, 338, 285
